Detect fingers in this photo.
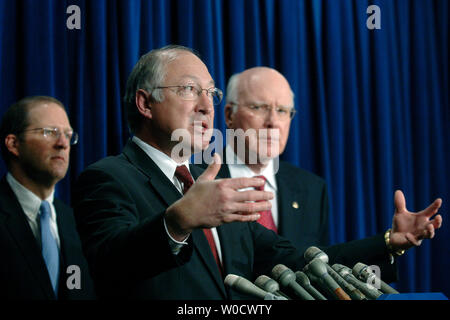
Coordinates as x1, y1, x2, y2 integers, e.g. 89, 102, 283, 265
232, 189, 274, 202
224, 176, 266, 190
421, 198, 443, 218
223, 213, 261, 224
197, 153, 222, 182
405, 233, 422, 246
425, 223, 435, 239
431, 214, 443, 229
394, 190, 407, 213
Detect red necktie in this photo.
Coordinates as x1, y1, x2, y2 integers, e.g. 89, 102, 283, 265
174, 165, 223, 275
254, 175, 278, 233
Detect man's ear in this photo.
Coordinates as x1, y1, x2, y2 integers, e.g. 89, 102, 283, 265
224, 104, 234, 128
135, 89, 153, 119
4, 134, 20, 157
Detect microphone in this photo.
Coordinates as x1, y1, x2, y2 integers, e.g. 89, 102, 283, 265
271, 264, 315, 300
255, 275, 291, 299
332, 264, 382, 300
304, 246, 329, 263
304, 258, 351, 300
224, 274, 287, 300
353, 262, 399, 294
304, 247, 366, 300
295, 271, 327, 300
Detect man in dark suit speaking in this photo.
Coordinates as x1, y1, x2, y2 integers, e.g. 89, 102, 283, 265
73, 45, 443, 299
0, 96, 95, 300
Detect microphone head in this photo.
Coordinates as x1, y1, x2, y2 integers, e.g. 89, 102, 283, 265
304, 246, 329, 264
295, 271, 311, 286
255, 275, 280, 293
331, 264, 345, 273
271, 264, 295, 287
352, 262, 368, 280
224, 274, 240, 288
307, 258, 329, 277
332, 264, 351, 278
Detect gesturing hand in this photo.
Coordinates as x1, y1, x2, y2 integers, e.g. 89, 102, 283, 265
390, 190, 443, 251
165, 154, 273, 241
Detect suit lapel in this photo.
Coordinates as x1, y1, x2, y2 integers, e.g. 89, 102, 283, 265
122, 140, 183, 207
189, 164, 227, 297
276, 163, 309, 235
0, 178, 55, 299
191, 229, 226, 297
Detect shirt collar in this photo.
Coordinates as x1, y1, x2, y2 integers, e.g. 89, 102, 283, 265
6, 172, 55, 221
225, 144, 277, 190
132, 136, 191, 182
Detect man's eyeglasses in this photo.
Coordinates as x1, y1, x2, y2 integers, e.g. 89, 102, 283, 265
153, 85, 223, 105
231, 103, 296, 120
21, 127, 79, 145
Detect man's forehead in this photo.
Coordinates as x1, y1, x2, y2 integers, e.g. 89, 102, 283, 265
165, 54, 215, 85
175, 75, 215, 86
240, 78, 292, 104
27, 103, 71, 126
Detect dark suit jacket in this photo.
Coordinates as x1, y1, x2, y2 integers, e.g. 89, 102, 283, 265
73, 140, 396, 299
215, 155, 330, 255
0, 176, 95, 300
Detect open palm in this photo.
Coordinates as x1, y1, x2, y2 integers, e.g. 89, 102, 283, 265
390, 190, 443, 250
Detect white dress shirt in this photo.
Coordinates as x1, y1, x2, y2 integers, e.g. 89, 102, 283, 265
225, 144, 279, 228
132, 136, 222, 261
6, 172, 60, 249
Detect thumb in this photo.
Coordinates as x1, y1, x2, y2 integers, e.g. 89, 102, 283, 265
394, 190, 407, 213
197, 153, 222, 182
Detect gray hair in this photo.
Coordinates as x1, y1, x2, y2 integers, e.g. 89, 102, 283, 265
123, 45, 200, 133
225, 72, 241, 113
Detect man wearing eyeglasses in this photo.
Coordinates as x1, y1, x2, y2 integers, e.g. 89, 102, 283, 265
73, 45, 443, 300
217, 67, 329, 256
0, 96, 95, 299
216, 66, 443, 282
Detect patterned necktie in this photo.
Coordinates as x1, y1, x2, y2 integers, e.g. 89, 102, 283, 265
40, 200, 60, 296
254, 175, 278, 233
174, 165, 223, 275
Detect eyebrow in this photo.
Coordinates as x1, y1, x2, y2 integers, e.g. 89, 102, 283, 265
177, 75, 215, 87
248, 101, 294, 108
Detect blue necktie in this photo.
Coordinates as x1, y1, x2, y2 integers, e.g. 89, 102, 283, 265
40, 200, 60, 296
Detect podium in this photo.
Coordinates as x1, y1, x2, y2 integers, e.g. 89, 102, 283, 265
377, 293, 448, 300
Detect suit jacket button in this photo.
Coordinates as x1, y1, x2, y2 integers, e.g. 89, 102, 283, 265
292, 201, 299, 209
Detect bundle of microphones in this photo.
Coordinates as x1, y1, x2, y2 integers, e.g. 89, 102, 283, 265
224, 246, 400, 300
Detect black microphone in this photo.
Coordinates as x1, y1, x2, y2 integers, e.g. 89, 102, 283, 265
254, 275, 291, 299
332, 264, 382, 300
304, 258, 351, 300
224, 274, 287, 300
295, 271, 327, 300
304, 247, 366, 300
271, 264, 315, 300
353, 262, 399, 294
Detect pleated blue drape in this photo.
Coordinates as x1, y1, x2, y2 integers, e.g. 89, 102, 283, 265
0, 0, 448, 296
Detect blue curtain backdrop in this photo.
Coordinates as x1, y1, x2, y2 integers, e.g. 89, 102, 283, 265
0, 0, 448, 296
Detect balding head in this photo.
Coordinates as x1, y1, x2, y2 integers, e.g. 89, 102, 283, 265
224, 67, 295, 169
226, 67, 294, 108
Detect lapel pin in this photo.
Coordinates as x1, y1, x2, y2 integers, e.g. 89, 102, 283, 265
292, 201, 299, 209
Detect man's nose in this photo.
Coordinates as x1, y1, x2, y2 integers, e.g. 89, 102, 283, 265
54, 132, 70, 148
196, 91, 214, 114
263, 107, 280, 127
